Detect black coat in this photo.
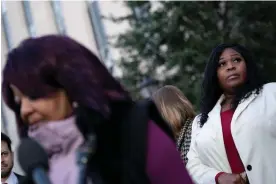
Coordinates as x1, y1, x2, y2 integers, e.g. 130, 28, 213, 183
14, 172, 25, 183
19, 99, 174, 184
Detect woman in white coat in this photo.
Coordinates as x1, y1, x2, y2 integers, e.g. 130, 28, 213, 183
187, 43, 276, 184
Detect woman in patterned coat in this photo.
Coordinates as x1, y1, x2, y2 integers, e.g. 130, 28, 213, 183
152, 85, 196, 164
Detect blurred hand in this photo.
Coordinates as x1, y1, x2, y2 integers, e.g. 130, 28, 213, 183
218, 173, 247, 184
240, 172, 249, 184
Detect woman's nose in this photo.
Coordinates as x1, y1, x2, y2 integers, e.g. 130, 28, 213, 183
226, 62, 235, 71
20, 97, 34, 120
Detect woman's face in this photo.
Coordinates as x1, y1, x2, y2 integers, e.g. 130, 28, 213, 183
10, 85, 73, 125
217, 48, 247, 93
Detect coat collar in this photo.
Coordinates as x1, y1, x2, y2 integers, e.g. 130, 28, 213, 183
203, 92, 259, 173
209, 91, 258, 123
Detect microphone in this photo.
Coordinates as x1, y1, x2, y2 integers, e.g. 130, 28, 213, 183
18, 138, 52, 184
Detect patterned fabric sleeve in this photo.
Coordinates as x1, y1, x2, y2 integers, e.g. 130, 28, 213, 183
176, 119, 193, 164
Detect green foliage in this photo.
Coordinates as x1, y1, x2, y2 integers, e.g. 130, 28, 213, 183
112, 1, 276, 109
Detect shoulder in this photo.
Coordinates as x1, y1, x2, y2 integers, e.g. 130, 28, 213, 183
262, 82, 276, 93
125, 98, 175, 142
143, 99, 175, 140
191, 115, 201, 132
192, 115, 201, 124
177, 119, 193, 147
15, 173, 32, 184
14, 172, 24, 180
257, 82, 276, 101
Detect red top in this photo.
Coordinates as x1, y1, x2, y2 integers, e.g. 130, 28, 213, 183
220, 109, 245, 173
215, 109, 245, 183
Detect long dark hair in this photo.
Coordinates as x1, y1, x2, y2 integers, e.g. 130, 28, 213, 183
199, 43, 266, 127
2, 35, 132, 136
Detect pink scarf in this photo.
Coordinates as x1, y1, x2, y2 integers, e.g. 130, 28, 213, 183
28, 116, 84, 184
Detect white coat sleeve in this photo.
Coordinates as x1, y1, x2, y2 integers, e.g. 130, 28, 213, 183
186, 116, 222, 184
263, 82, 276, 137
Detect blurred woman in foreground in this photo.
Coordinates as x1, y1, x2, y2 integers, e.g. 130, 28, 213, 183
152, 85, 195, 164
187, 43, 276, 184
2, 35, 193, 184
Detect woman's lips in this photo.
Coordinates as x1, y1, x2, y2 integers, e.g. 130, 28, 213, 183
227, 74, 239, 80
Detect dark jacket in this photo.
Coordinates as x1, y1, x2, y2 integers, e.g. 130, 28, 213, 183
19, 99, 193, 184
87, 99, 193, 184
14, 172, 25, 183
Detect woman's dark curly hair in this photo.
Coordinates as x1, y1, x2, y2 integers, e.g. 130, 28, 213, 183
199, 43, 266, 127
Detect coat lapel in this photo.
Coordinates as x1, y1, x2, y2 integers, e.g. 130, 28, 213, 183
232, 93, 258, 124
207, 96, 232, 172
211, 93, 258, 125
205, 93, 258, 172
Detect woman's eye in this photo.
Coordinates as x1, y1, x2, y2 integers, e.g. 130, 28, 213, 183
219, 62, 225, 67
28, 96, 38, 101
27, 93, 41, 101
233, 58, 241, 62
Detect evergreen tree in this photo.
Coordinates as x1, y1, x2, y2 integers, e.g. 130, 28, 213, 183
112, 1, 276, 109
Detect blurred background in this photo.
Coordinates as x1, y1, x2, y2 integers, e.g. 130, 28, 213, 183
1, 0, 276, 174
